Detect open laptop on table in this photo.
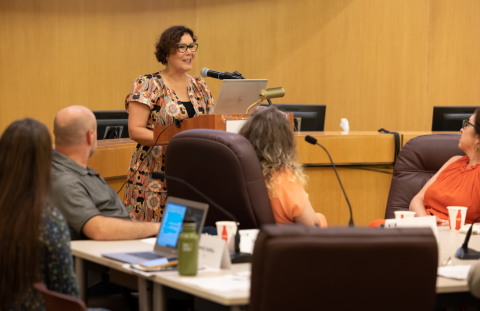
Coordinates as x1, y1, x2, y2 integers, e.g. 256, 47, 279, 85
102, 197, 208, 264
213, 79, 268, 114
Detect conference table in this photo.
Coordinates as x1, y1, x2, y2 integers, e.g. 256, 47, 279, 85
71, 226, 480, 310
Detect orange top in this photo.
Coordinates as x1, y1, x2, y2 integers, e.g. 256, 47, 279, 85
269, 170, 309, 224
424, 155, 480, 223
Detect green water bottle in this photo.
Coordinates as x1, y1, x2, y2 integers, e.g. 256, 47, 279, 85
178, 220, 198, 276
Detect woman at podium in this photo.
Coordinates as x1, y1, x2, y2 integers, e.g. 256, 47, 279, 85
123, 25, 215, 222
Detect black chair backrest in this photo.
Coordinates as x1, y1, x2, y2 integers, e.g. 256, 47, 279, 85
250, 225, 438, 311
33, 283, 86, 311
385, 134, 464, 219
165, 129, 275, 229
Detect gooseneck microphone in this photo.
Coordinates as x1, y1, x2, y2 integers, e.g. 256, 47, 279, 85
456, 215, 480, 259
305, 135, 354, 227
151, 172, 252, 263
200, 67, 244, 80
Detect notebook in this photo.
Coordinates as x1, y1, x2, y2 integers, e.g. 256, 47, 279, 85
102, 196, 208, 264
213, 79, 268, 114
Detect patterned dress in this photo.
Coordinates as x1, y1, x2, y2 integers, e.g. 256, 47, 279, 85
123, 70, 215, 222
5, 206, 79, 311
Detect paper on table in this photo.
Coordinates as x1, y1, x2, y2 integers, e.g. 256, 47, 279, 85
459, 224, 480, 235
438, 265, 471, 280
141, 237, 156, 244
181, 275, 250, 292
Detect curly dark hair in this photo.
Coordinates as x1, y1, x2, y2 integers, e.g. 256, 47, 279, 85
154, 26, 197, 65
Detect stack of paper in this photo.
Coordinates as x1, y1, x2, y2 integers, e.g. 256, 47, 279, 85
181, 275, 250, 292
437, 266, 471, 280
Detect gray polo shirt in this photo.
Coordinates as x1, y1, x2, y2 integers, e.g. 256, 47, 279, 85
51, 151, 130, 240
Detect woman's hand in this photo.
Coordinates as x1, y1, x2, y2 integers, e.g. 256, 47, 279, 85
436, 217, 450, 226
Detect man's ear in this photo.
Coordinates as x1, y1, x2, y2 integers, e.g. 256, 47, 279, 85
86, 129, 94, 146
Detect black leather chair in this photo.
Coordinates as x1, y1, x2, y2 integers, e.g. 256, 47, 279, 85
384, 134, 464, 219
250, 225, 438, 311
164, 129, 275, 229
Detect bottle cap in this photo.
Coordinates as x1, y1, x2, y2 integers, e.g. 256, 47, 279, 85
183, 219, 196, 227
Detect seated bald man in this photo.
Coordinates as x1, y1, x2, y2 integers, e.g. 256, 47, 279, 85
51, 105, 160, 240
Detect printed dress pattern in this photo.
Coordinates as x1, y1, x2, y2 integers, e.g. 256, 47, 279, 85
123, 70, 215, 222
5, 206, 79, 311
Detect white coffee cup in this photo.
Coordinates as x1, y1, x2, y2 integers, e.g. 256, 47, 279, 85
215, 221, 237, 252
239, 229, 259, 254
447, 206, 468, 232
394, 211, 416, 219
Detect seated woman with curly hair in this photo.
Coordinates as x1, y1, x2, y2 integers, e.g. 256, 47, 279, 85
239, 105, 328, 227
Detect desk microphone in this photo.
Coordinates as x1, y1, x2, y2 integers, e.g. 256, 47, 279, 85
456, 215, 480, 259
151, 172, 252, 263
305, 135, 354, 227
200, 67, 244, 80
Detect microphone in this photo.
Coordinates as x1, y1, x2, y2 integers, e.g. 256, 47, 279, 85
305, 135, 355, 227
151, 172, 252, 263
200, 67, 243, 80
455, 215, 480, 259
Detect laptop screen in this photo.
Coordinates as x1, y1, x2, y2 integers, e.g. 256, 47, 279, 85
157, 202, 187, 248
156, 198, 208, 250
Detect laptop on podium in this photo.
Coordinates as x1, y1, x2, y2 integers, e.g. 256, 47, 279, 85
213, 79, 268, 114
102, 197, 208, 264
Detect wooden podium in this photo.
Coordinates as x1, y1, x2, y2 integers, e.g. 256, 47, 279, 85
153, 113, 294, 145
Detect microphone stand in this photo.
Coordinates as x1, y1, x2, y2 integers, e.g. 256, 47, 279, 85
455, 215, 480, 259
305, 135, 354, 227
153, 173, 252, 263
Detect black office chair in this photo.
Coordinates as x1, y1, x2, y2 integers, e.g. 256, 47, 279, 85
164, 129, 275, 229
34, 283, 87, 311
250, 225, 438, 311
385, 134, 463, 219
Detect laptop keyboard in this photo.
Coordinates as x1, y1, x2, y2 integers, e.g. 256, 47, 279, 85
126, 252, 162, 260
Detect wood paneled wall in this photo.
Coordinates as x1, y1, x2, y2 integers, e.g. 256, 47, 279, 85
2, 0, 480, 134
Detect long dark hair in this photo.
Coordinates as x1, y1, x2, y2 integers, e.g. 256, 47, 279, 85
0, 118, 52, 308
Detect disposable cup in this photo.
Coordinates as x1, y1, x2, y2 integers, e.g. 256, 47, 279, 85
394, 211, 416, 219
447, 206, 468, 232
215, 221, 237, 252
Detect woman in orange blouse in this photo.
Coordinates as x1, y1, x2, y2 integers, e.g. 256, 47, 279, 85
410, 109, 480, 225
239, 105, 328, 227
124, 26, 215, 222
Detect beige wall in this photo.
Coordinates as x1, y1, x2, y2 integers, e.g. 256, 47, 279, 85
1, 0, 480, 134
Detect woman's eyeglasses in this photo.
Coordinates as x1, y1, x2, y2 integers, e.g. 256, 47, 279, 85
177, 43, 198, 53
462, 119, 475, 130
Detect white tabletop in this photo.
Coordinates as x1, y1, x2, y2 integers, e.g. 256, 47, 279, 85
435, 226, 480, 293
71, 239, 250, 306
71, 226, 480, 302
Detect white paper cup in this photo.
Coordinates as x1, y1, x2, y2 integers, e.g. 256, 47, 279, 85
447, 206, 468, 231
216, 221, 237, 252
394, 211, 416, 219
239, 229, 259, 254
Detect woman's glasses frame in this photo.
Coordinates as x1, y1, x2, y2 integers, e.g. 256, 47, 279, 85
177, 43, 199, 53
462, 119, 475, 130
